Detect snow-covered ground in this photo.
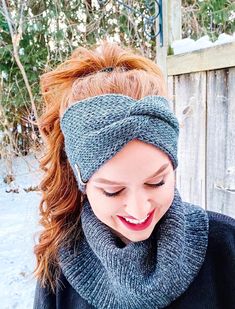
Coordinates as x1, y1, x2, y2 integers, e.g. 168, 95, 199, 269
172, 32, 235, 55
0, 153, 43, 309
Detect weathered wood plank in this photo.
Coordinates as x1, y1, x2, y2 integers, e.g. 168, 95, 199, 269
174, 72, 207, 209
167, 75, 174, 110
167, 75, 177, 183
167, 42, 235, 76
206, 68, 235, 217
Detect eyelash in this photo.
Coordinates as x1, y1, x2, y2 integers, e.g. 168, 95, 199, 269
102, 180, 165, 198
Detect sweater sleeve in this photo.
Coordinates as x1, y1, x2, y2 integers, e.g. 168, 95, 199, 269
33, 280, 56, 309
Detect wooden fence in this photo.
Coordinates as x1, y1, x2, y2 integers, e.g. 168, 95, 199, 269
166, 42, 235, 218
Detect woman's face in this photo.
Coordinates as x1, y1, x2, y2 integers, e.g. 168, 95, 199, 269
85, 139, 176, 245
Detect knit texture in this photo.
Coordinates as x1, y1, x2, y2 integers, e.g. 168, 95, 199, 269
59, 187, 209, 309
60, 94, 179, 192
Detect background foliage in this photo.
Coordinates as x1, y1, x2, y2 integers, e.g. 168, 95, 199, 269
0, 0, 157, 158
182, 0, 235, 40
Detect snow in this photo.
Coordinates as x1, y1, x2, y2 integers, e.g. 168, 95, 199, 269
172, 32, 235, 55
0, 153, 43, 309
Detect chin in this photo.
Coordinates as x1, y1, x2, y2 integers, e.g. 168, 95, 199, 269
124, 231, 153, 243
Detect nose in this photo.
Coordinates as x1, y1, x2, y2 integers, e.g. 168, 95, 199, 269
124, 189, 152, 220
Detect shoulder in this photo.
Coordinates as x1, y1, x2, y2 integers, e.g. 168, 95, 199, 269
184, 201, 235, 238
207, 210, 235, 239
205, 210, 235, 257
183, 202, 235, 254
33, 272, 92, 309
33, 279, 56, 309
207, 210, 235, 226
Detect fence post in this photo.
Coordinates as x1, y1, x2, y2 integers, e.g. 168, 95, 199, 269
155, 0, 168, 80
168, 0, 182, 45
156, 0, 182, 80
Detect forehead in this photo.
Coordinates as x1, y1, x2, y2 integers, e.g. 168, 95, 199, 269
89, 139, 171, 182
102, 139, 169, 165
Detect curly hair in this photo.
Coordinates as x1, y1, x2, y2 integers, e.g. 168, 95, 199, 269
33, 40, 167, 292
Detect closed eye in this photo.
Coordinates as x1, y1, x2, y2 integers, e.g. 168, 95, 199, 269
102, 180, 165, 197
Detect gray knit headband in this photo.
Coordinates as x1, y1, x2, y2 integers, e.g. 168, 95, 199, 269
60, 94, 179, 193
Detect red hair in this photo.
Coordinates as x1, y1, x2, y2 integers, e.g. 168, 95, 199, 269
34, 40, 167, 292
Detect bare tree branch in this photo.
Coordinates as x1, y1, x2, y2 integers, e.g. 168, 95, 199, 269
1, 0, 39, 127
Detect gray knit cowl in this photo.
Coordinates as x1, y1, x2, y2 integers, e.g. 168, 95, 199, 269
59, 187, 209, 309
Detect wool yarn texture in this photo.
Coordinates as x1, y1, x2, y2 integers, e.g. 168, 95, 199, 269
60, 94, 179, 192
58, 187, 209, 309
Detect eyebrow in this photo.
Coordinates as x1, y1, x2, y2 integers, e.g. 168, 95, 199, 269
93, 163, 169, 185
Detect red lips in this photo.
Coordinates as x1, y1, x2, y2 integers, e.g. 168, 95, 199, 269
117, 209, 155, 231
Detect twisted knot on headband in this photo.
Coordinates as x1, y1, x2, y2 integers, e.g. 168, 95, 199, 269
60, 94, 179, 192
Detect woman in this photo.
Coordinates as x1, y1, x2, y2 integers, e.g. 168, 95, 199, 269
33, 40, 235, 309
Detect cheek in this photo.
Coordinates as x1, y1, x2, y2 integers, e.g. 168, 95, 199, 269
154, 175, 175, 209
86, 193, 118, 221
164, 184, 175, 209
164, 183, 175, 204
